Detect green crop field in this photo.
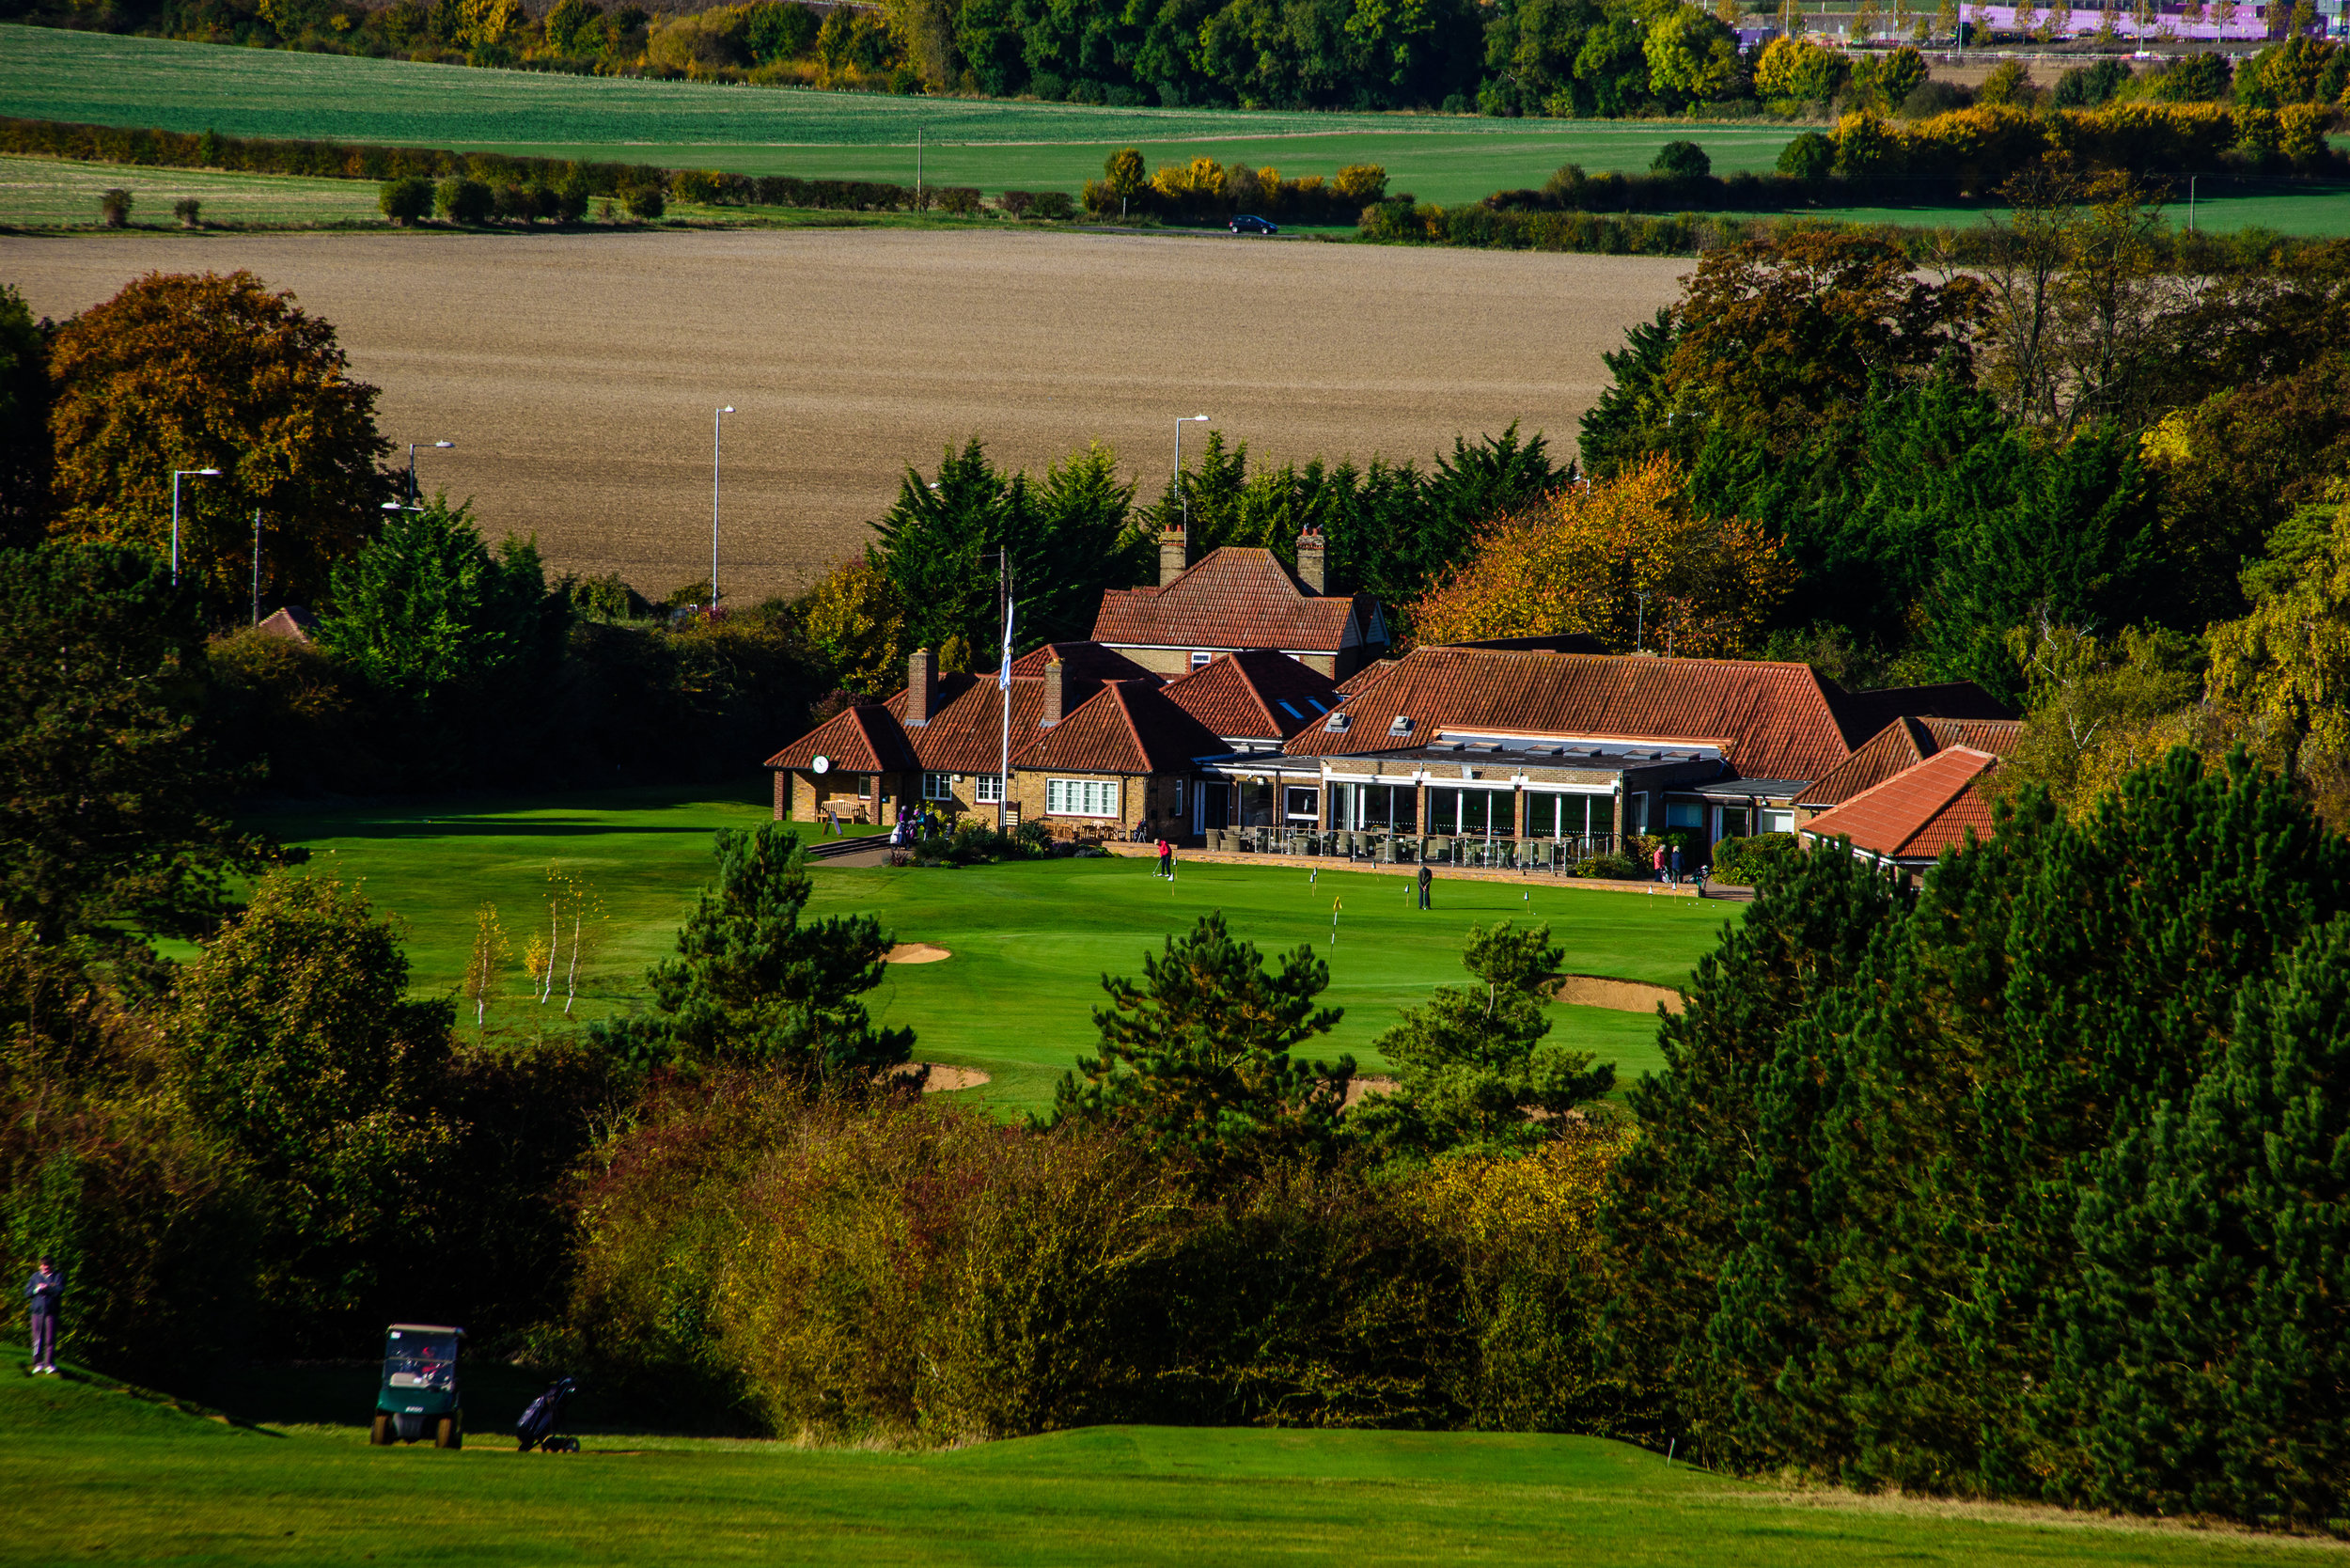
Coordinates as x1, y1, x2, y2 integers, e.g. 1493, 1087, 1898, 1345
243, 784, 1725, 1112
0, 1356, 2311, 1567
0, 153, 391, 227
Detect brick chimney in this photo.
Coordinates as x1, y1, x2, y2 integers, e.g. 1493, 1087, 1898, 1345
1042, 656, 1066, 728
1159, 524, 1188, 586
1296, 525, 1326, 595
906, 647, 935, 727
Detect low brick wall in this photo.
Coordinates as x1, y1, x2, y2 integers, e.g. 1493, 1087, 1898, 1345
1103, 841, 1717, 899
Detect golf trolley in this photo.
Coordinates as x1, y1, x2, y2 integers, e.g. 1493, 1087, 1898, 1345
516, 1375, 581, 1453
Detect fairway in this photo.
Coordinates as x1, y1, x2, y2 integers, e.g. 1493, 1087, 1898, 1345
0, 1357, 2317, 1567
250, 784, 1725, 1111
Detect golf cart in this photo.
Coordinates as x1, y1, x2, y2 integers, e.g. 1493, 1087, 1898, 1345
369, 1323, 465, 1449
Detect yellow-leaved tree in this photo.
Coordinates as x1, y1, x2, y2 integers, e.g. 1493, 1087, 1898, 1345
2207, 495, 2350, 822
1407, 457, 1793, 657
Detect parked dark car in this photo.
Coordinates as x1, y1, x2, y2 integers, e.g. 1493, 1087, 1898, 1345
1229, 214, 1278, 235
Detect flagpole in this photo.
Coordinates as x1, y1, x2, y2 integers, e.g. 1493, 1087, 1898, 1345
997, 549, 1013, 832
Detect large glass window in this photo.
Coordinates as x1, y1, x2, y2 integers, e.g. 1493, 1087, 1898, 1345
1525, 792, 1614, 839
1427, 787, 1512, 836
1046, 777, 1119, 817
1332, 782, 1416, 832
1761, 807, 1794, 834
922, 772, 953, 801
1285, 787, 1320, 822
1721, 807, 1751, 838
1666, 800, 1703, 829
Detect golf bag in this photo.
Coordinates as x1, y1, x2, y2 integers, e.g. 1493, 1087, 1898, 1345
515, 1376, 579, 1452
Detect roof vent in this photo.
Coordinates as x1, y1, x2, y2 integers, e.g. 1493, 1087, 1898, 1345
1323, 711, 1351, 733
1388, 715, 1414, 737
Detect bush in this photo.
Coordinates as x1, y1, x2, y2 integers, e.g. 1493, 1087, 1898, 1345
1651, 139, 1711, 180
1576, 852, 1637, 880
98, 187, 131, 227
434, 177, 493, 224
379, 176, 432, 224
625, 185, 666, 220
934, 185, 982, 214
998, 189, 1035, 215
1777, 132, 1835, 180
1028, 190, 1074, 220
171, 197, 200, 228
1708, 831, 1801, 886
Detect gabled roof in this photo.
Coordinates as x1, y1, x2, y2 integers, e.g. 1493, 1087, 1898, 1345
1797, 715, 2024, 809
1159, 650, 1340, 741
1090, 548, 1381, 654
1283, 647, 1859, 782
1014, 680, 1230, 776
1800, 746, 2002, 862
765, 699, 922, 775
765, 642, 1155, 776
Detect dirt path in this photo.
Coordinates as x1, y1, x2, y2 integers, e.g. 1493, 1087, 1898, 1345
7, 230, 1688, 600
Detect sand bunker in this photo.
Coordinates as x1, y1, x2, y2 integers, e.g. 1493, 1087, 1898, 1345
885, 944, 951, 964
1551, 975, 1685, 1014
890, 1061, 992, 1092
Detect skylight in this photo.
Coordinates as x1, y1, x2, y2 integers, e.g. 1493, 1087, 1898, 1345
1277, 700, 1302, 718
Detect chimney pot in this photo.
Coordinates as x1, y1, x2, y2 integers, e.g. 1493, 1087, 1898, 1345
1295, 525, 1326, 595
1159, 524, 1188, 587
906, 647, 935, 727
1042, 655, 1066, 728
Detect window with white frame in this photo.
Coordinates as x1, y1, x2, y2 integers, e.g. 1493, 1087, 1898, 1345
1046, 777, 1119, 817
1190, 651, 1214, 669
974, 774, 1004, 804
922, 772, 954, 801
1761, 807, 1794, 834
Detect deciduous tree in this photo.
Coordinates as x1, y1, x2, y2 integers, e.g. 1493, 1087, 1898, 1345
46, 271, 387, 610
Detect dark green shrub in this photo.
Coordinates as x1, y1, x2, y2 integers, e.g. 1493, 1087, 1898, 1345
935, 185, 983, 214
1777, 132, 1834, 181
171, 197, 200, 228
435, 176, 493, 224
1651, 139, 1710, 180
1576, 852, 1637, 880
1709, 831, 1800, 886
99, 187, 131, 227
1028, 190, 1074, 220
625, 184, 666, 220
379, 176, 432, 224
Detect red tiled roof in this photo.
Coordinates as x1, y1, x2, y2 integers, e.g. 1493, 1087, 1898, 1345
1797, 716, 2024, 808
1090, 548, 1380, 654
1159, 650, 1339, 741
1013, 680, 1229, 776
766, 642, 1156, 776
764, 700, 921, 775
1284, 648, 1859, 782
1799, 746, 2001, 860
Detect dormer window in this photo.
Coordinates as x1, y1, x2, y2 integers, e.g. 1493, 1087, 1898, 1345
1324, 712, 1351, 732
1388, 715, 1415, 737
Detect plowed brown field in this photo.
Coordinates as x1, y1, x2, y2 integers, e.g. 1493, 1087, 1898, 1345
7, 229, 1687, 601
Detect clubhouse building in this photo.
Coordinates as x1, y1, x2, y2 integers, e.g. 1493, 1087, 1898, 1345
766, 531, 2013, 864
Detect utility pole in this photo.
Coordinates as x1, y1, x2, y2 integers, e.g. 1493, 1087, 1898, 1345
995, 548, 1014, 832
251, 507, 261, 625
713, 405, 734, 606
916, 126, 924, 209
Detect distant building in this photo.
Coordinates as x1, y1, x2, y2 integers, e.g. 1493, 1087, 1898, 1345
1799, 726, 2023, 877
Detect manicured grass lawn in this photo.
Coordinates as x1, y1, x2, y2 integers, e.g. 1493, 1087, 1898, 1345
0, 1355, 2308, 1566
250, 784, 1722, 1112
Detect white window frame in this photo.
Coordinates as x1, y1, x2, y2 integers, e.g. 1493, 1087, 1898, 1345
974, 774, 1004, 805
1284, 785, 1320, 822
922, 772, 954, 801
1761, 807, 1794, 835
1190, 651, 1214, 669
1047, 777, 1120, 818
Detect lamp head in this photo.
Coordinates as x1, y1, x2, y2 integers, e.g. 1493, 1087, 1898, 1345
719, 405, 735, 415
197, 467, 222, 476
433, 440, 453, 448
1192, 414, 1211, 421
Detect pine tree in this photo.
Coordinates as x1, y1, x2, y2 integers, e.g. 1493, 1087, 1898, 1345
639, 823, 911, 1082
1351, 920, 1613, 1161
1045, 912, 1351, 1180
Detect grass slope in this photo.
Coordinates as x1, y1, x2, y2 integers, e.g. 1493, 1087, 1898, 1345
250, 784, 1724, 1111
0, 1355, 2313, 1566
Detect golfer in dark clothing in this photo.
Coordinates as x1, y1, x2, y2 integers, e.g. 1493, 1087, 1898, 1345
1669, 844, 1683, 884
1417, 863, 1433, 910
24, 1258, 61, 1374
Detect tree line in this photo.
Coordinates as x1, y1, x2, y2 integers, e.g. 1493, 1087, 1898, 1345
11, 0, 2341, 117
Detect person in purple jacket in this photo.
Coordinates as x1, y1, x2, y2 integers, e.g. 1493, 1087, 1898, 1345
24, 1258, 62, 1374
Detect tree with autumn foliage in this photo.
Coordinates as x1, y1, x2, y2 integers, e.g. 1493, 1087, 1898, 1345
1409, 458, 1792, 657
46, 271, 388, 613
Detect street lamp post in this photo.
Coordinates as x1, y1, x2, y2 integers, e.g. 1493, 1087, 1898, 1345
1173, 415, 1210, 534
713, 406, 734, 607
170, 467, 222, 588
407, 439, 454, 506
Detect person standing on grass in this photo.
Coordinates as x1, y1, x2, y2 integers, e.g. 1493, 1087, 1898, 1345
1157, 838, 1173, 880
1669, 842, 1682, 885
1653, 843, 1668, 883
24, 1257, 61, 1374
1418, 861, 1433, 911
